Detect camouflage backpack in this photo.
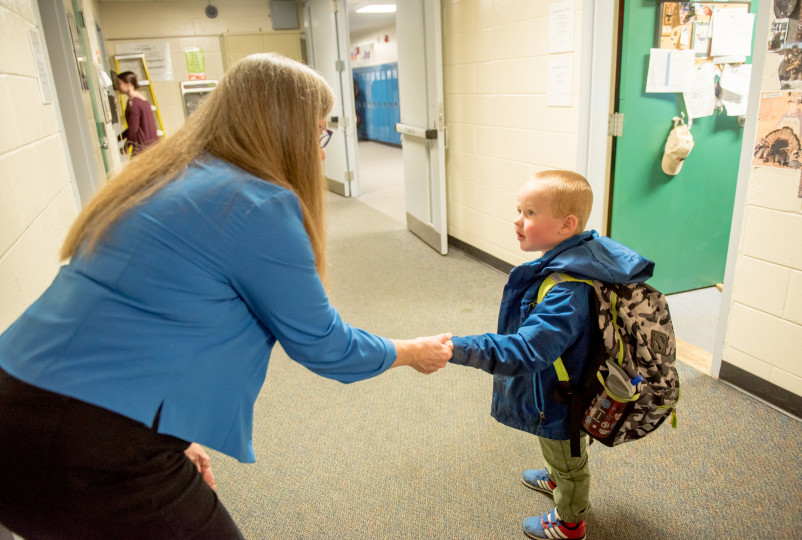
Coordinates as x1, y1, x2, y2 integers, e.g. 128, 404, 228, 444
537, 273, 681, 457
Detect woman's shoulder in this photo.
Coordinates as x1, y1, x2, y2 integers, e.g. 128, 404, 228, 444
178, 156, 298, 208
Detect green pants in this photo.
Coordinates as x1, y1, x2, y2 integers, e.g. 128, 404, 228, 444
538, 434, 590, 523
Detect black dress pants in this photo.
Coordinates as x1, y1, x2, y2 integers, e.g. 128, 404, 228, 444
0, 368, 245, 539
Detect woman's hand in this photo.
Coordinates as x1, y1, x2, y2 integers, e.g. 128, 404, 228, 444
391, 333, 453, 374
184, 442, 216, 491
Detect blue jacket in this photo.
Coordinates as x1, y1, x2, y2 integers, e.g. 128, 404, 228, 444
0, 156, 395, 463
450, 231, 653, 440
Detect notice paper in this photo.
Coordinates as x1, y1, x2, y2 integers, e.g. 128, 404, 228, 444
549, 0, 575, 53
646, 49, 695, 93
683, 63, 717, 119
710, 10, 755, 57
719, 63, 752, 116
548, 55, 573, 107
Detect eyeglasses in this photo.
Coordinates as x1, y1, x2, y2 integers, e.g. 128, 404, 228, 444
320, 128, 333, 149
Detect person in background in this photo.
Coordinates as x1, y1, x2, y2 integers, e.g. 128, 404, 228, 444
448, 170, 654, 540
0, 53, 453, 539
117, 70, 159, 155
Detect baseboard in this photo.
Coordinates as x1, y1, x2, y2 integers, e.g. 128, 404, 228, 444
676, 338, 712, 375
448, 236, 513, 274
719, 361, 802, 419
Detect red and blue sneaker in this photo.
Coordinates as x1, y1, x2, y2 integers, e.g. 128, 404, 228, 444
522, 508, 586, 540
521, 468, 556, 496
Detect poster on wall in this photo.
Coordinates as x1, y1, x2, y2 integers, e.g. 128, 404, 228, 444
754, 92, 802, 168
754, 92, 802, 197
772, 1, 802, 88
66, 13, 88, 91
769, 18, 790, 51
185, 48, 206, 80
350, 43, 374, 67
116, 41, 173, 81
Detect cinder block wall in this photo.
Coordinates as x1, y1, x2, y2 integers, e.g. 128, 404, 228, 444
0, 0, 79, 332
442, 0, 583, 267
720, 7, 802, 402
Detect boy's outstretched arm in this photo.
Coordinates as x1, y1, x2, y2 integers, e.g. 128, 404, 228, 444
449, 282, 590, 377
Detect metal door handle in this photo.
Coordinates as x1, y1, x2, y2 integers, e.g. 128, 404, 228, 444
395, 123, 438, 140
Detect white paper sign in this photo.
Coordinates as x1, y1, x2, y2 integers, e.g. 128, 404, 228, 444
710, 11, 755, 57
719, 63, 752, 116
28, 29, 53, 104
548, 55, 573, 107
646, 49, 696, 93
549, 0, 575, 53
683, 63, 717, 119
116, 41, 173, 81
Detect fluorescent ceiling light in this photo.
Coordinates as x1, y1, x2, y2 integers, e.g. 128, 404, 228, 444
356, 4, 396, 13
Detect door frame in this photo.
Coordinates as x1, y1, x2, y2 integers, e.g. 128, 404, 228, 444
578, 0, 617, 235
37, 0, 103, 207
303, 0, 361, 198
395, 0, 448, 254
712, 0, 769, 377
583, 0, 768, 377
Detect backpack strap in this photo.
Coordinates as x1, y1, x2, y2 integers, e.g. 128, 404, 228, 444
536, 274, 594, 381
536, 273, 593, 458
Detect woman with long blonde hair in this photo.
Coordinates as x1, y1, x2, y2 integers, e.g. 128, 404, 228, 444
0, 53, 452, 539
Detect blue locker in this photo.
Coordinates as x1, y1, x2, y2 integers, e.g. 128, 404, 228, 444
352, 62, 400, 146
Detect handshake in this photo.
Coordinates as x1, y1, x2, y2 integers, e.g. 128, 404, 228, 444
391, 333, 454, 374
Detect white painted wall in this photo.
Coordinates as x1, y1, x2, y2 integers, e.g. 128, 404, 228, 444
442, 0, 584, 267
0, 0, 80, 331
350, 22, 398, 67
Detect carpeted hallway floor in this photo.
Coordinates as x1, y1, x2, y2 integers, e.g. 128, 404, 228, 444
208, 193, 802, 539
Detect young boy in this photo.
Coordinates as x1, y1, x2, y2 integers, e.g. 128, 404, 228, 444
449, 170, 654, 540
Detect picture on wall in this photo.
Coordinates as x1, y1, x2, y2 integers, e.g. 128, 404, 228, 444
769, 18, 790, 51
773, 1, 802, 87
754, 91, 802, 169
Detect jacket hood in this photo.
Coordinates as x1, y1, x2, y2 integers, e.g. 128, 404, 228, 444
509, 231, 654, 287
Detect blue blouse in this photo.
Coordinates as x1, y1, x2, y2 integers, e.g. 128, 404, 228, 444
0, 157, 396, 462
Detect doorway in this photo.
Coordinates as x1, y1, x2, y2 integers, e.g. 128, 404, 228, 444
347, 3, 405, 223
599, 0, 759, 361
608, 0, 758, 295
38, 0, 106, 207
304, 0, 448, 254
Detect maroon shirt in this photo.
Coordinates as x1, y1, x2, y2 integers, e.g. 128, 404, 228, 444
123, 96, 159, 155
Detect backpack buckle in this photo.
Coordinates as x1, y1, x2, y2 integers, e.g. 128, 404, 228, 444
554, 380, 573, 404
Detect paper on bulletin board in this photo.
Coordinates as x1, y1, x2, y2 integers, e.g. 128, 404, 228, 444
709, 10, 755, 57
683, 63, 717, 118
719, 63, 751, 116
548, 55, 573, 107
646, 49, 695, 93
549, 0, 574, 53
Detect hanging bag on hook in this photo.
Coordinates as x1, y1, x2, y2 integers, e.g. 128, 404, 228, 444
662, 116, 694, 175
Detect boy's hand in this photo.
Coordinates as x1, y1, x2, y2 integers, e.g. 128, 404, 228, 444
391, 333, 453, 374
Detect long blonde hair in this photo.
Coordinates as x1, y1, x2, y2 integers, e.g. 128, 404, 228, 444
61, 53, 334, 280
